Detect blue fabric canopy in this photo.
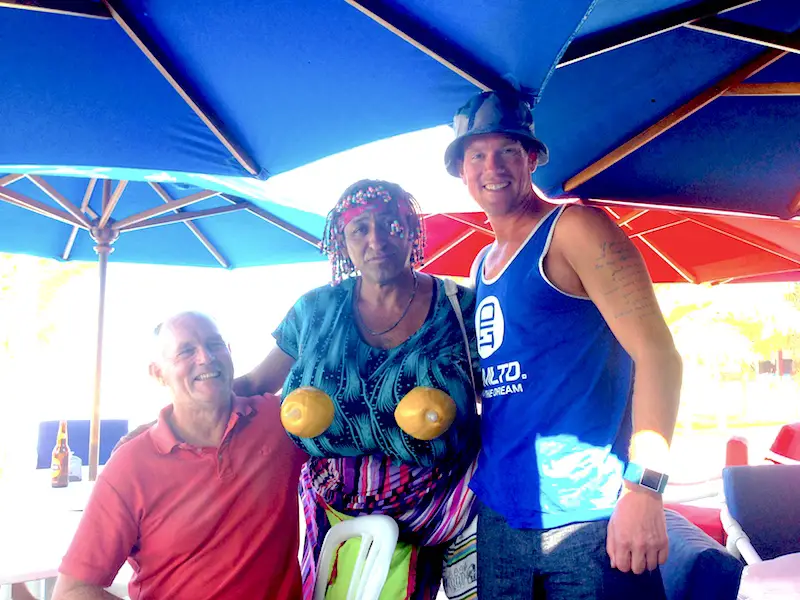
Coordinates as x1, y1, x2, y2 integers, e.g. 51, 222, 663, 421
533, 0, 800, 218
0, 1, 594, 184
0, 173, 326, 268
2, 1, 797, 220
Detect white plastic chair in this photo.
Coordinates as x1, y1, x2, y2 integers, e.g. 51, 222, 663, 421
314, 514, 399, 600
720, 506, 762, 565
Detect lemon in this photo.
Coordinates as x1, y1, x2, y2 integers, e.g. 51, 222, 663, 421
280, 387, 335, 438
394, 387, 457, 441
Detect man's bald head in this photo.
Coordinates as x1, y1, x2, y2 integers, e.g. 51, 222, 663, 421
149, 312, 234, 407
153, 312, 221, 357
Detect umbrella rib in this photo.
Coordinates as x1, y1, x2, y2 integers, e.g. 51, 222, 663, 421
0, 0, 111, 19
342, 0, 512, 93
118, 203, 248, 232
440, 213, 495, 236
583, 197, 776, 220
686, 17, 800, 55
0, 173, 26, 187
629, 218, 691, 238
219, 195, 321, 247
102, 1, 261, 177
62, 228, 80, 261
725, 82, 800, 96
62, 178, 100, 260
81, 178, 99, 220
27, 175, 92, 228
684, 215, 800, 266
101, 179, 111, 214
557, 0, 759, 68
112, 189, 220, 230
638, 236, 697, 283
149, 183, 229, 268
424, 230, 477, 270
61, 177, 104, 260
616, 209, 649, 228
563, 45, 788, 192
0, 186, 85, 227
98, 180, 127, 228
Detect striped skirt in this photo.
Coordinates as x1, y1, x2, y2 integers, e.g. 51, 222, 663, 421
300, 453, 478, 599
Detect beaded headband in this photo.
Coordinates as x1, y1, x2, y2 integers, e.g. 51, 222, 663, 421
322, 182, 426, 285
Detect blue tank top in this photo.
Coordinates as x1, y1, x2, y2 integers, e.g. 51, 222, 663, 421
471, 206, 634, 529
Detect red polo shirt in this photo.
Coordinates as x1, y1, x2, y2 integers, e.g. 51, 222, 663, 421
60, 394, 307, 600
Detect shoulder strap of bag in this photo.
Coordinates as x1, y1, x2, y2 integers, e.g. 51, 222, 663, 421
442, 277, 477, 394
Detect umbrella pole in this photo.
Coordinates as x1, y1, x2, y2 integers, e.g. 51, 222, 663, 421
88, 228, 117, 481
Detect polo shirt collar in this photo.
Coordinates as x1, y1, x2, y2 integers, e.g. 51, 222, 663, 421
149, 394, 257, 455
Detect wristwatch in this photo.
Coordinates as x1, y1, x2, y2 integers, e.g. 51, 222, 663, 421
623, 462, 669, 494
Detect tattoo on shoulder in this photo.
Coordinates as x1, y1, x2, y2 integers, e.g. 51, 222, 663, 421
594, 241, 657, 320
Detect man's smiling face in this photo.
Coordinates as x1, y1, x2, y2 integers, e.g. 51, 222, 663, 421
459, 134, 537, 217
152, 313, 233, 407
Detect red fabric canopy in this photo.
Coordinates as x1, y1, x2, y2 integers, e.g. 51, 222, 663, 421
421, 203, 800, 284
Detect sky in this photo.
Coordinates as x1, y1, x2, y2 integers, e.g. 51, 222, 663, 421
213, 125, 481, 216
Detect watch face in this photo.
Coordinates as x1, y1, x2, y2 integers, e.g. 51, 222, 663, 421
640, 469, 663, 491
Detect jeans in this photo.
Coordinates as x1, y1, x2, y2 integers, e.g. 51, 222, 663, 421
477, 501, 667, 599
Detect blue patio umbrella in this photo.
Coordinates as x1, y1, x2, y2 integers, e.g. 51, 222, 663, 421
0, 172, 325, 478
5, 2, 797, 219
233, 0, 795, 220
0, 0, 595, 186
0, 0, 594, 479
532, 0, 800, 218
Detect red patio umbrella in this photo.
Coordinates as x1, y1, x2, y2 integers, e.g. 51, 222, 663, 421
420, 203, 800, 284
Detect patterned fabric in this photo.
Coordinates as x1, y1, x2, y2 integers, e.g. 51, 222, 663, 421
274, 276, 481, 599
299, 454, 478, 600
274, 277, 481, 467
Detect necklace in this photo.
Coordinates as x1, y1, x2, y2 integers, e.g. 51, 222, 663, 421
355, 271, 419, 336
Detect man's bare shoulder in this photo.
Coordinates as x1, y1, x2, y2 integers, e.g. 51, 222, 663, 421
557, 203, 616, 231
551, 204, 626, 251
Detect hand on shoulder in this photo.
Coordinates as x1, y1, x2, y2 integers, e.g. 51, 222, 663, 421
113, 420, 156, 453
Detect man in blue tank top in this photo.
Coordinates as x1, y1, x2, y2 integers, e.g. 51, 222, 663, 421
444, 91, 683, 598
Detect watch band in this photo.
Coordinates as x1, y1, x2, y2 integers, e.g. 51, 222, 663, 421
623, 462, 669, 494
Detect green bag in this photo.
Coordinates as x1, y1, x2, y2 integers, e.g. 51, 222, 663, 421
322, 508, 416, 600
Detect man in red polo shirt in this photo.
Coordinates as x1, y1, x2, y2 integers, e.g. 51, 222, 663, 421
53, 312, 307, 600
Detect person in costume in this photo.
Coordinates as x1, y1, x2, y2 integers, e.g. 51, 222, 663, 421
235, 179, 481, 599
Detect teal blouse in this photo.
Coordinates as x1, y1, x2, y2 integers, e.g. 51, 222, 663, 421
274, 277, 480, 467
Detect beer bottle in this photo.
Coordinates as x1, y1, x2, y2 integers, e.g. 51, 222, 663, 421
51, 420, 70, 488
